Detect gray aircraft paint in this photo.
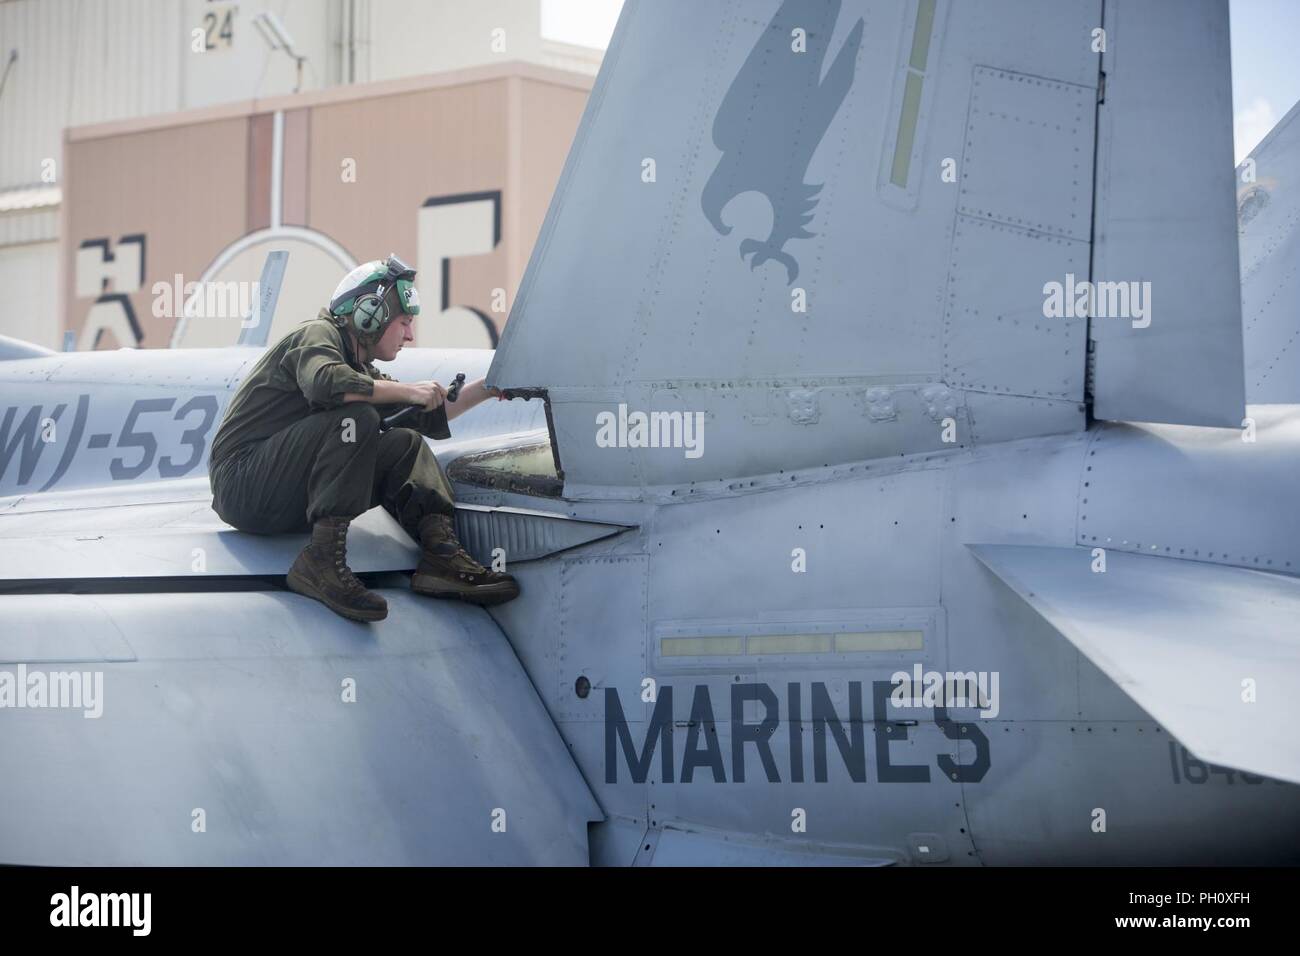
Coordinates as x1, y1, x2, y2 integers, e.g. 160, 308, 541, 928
1089, 0, 1244, 426
479, 0, 1298, 864
972, 542, 1300, 785
479, 417, 1300, 865
2, 0, 1299, 866
0, 589, 600, 865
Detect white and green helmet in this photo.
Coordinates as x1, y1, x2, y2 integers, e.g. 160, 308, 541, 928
328, 253, 421, 344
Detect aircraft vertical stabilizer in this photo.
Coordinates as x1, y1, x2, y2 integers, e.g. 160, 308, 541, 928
490, 0, 1243, 492
1240, 98, 1300, 403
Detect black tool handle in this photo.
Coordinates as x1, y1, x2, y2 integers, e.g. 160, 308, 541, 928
380, 372, 467, 431
445, 372, 466, 402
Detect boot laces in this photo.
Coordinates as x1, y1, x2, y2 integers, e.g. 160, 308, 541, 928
331, 524, 365, 590
448, 543, 484, 572
423, 516, 486, 572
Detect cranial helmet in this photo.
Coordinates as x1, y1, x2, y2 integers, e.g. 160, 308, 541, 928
328, 253, 421, 344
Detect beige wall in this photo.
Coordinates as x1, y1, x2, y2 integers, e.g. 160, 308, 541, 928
518, 77, 590, 284
65, 118, 250, 349
62, 63, 592, 350
307, 81, 511, 335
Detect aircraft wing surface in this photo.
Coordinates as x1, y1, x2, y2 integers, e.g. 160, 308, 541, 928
0, 588, 602, 864
0, 479, 419, 580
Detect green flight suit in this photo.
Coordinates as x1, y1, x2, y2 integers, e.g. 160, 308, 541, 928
209, 312, 456, 537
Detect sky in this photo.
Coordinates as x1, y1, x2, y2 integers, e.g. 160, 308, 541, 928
1230, 0, 1300, 161
542, 0, 1297, 165
540, 0, 624, 50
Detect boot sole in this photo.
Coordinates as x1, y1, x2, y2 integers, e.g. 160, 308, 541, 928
411, 577, 520, 606
287, 571, 388, 622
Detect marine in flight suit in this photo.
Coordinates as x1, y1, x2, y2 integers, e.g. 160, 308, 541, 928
208, 255, 519, 622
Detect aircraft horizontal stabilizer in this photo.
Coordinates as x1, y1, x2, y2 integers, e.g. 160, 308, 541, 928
970, 544, 1300, 785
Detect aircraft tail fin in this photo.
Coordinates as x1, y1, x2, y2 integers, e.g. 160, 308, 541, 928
490, 0, 1243, 493
235, 250, 288, 348
0, 334, 54, 361
1240, 98, 1300, 403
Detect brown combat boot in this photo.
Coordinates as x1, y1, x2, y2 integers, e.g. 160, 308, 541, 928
411, 513, 521, 606
287, 516, 388, 622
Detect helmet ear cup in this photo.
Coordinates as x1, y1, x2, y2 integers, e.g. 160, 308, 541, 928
352, 291, 387, 335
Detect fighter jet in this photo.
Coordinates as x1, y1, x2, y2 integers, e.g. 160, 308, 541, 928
1, 0, 1298, 865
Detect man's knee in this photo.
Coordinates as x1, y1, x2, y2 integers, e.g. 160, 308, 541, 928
334, 402, 382, 446
318, 403, 379, 457
376, 424, 431, 465
390, 425, 424, 452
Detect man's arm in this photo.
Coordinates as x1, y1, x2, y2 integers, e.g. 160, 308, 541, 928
283, 334, 377, 407
444, 377, 504, 422
343, 379, 441, 408
281, 324, 451, 437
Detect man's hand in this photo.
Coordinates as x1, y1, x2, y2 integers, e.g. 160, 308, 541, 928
406, 380, 447, 411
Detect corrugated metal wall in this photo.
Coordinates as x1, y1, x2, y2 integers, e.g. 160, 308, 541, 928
0, 0, 601, 193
